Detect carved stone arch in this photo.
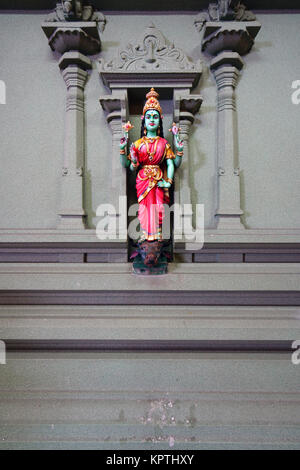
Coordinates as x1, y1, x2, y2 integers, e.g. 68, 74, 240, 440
98, 23, 203, 247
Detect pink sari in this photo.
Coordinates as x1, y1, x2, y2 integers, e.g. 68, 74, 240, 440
132, 137, 170, 241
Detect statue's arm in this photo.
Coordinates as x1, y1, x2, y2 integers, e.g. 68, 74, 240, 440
174, 155, 183, 169
166, 158, 175, 181
119, 136, 130, 168
158, 159, 174, 189
174, 133, 184, 168
120, 154, 131, 169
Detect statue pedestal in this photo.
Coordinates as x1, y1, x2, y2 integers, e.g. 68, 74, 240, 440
131, 240, 171, 276
133, 256, 168, 276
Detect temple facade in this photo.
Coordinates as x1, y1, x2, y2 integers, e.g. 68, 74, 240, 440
0, 1, 299, 449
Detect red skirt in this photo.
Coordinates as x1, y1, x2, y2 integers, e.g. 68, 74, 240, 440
136, 176, 169, 241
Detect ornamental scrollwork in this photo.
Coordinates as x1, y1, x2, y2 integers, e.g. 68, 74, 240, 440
99, 23, 200, 73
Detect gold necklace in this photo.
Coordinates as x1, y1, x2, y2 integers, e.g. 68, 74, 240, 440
143, 137, 159, 161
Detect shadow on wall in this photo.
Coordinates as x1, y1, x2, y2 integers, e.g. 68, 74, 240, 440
246, 41, 273, 64
84, 168, 96, 229
240, 169, 251, 228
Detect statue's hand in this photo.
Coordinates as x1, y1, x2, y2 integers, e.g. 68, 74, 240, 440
120, 121, 134, 151
158, 180, 171, 189
120, 134, 128, 151
174, 134, 184, 152
169, 122, 184, 152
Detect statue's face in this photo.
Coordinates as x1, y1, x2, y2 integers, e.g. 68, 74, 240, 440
145, 110, 160, 133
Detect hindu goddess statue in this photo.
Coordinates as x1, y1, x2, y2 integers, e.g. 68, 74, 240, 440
119, 88, 184, 243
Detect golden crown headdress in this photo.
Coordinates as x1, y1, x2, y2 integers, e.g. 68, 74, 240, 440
142, 88, 163, 117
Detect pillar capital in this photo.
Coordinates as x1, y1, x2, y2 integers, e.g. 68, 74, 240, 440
179, 97, 202, 139
42, 23, 102, 56
210, 51, 244, 72
201, 22, 261, 58
179, 96, 203, 125
59, 51, 92, 72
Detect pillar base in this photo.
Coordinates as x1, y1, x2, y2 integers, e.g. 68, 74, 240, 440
58, 215, 86, 230
216, 215, 245, 230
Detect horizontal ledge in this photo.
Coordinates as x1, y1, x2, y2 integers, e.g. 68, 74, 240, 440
0, 290, 299, 306
0, 304, 298, 314
1, 242, 300, 264
1, 306, 299, 342
0, 263, 299, 292
0, 229, 300, 244
0, 262, 299, 274
0, 243, 128, 250
4, 339, 293, 352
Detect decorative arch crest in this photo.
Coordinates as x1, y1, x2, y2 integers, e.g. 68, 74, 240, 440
99, 23, 201, 73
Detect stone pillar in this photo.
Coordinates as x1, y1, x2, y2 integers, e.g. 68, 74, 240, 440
211, 52, 244, 229
58, 52, 91, 229
99, 91, 128, 241
195, 9, 261, 229
173, 92, 203, 241
42, 5, 106, 229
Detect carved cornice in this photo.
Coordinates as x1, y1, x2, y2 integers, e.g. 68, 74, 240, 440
201, 22, 261, 57
194, 1, 256, 33
42, 2, 106, 55
99, 97, 122, 114
42, 24, 101, 55
177, 97, 203, 130
180, 97, 203, 116
99, 23, 201, 74
99, 91, 128, 125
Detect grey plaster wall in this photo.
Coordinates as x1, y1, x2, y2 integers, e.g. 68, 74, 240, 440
238, 13, 300, 229
0, 12, 299, 230
1, 351, 299, 449
0, 13, 64, 229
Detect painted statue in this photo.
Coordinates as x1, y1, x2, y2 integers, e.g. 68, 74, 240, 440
120, 88, 184, 274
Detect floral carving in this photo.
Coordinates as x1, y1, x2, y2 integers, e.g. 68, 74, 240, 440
99, 23, 199, 72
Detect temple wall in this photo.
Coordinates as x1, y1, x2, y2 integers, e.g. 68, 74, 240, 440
0, 8, 300, 450
0, 12, 299, 229
1, 351, 298, 450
